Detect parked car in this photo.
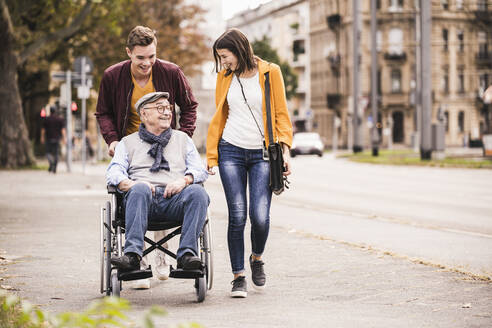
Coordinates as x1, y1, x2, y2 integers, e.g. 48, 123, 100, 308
290, 132, 324, 157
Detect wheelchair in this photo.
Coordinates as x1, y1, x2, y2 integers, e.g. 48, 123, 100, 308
100, 185, 213, 302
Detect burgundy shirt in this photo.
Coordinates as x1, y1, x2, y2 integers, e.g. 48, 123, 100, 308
95, 59, 198, 145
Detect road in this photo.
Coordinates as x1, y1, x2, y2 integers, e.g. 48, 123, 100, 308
262, 154, 492, 279
0, 156, 491, 327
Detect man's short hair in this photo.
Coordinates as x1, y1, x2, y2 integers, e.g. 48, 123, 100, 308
135, 92, 170, 116
127, 26, 157, 50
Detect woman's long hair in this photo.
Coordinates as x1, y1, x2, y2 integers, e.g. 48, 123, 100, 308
213, 28, 256, 77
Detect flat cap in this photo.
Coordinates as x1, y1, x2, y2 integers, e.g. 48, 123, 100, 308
135, 91, 170, 115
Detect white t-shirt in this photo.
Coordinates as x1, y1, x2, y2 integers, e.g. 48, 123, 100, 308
222, 72, 264, 149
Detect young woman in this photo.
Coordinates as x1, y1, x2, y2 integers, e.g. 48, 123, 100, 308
206, 28, 293, 298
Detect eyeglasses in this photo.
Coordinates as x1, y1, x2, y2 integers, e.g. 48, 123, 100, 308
143, 103, 173, 114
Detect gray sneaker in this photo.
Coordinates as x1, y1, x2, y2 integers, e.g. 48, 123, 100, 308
230, 276, 247, 298
249, 255, 266, 289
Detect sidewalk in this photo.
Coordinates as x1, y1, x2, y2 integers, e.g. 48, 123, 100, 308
0, 165, 491, 327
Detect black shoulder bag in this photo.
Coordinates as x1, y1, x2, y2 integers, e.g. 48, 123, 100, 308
237, 71, 289, 195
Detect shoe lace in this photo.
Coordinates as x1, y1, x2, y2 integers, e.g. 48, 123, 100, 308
231, 276, 245, 286
252, 260, 265, 273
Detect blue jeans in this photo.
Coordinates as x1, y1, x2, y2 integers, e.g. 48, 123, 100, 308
218, 139, 272, 274
123, 183, 209, 259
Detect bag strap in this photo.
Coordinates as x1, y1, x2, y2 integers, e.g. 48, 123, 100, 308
264, 71, 274, 145
237, 76, 265, 140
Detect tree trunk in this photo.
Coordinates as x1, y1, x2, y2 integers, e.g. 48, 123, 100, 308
0, 0, 35, 168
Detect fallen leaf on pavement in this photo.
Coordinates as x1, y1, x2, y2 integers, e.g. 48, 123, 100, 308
1, 284, 18, 291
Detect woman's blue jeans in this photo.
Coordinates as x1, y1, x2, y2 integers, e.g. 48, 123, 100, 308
218, 139, 272, 274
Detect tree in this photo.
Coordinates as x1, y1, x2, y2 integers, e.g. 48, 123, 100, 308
0, 0, 93, 168
1, 0, 208, 168
252, 36, 298, 100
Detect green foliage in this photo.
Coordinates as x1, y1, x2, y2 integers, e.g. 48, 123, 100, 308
0, 291, 171, 328
252, 36, 298, 100
6, 0, 208, 143
339, 150, 492, 169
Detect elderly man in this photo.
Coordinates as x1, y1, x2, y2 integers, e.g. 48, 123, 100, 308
107, 92, 208, 271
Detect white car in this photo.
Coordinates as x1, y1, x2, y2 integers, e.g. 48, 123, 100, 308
290, 132, 324, 157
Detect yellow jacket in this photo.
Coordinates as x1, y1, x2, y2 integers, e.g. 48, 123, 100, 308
206, 59, 293, 167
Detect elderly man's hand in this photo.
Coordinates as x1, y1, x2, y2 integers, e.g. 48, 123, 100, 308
118, 179, 155, 196
163, 178, 186, 198
163, 176, 193, 198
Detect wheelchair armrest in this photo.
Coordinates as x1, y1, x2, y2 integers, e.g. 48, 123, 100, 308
107, 185, 118, 194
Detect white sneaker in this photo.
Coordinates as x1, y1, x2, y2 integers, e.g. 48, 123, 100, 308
132, 278, 150, 289
155, 252, 170, 280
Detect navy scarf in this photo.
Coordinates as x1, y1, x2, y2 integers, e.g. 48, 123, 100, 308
138, 124, 172, 172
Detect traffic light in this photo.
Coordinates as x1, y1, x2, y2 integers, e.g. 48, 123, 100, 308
40, 107, 46, 117
71, 101, 78, 112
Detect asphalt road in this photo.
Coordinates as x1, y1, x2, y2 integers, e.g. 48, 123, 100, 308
0, 157, 491, 327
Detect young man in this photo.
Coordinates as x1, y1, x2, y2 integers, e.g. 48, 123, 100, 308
107, 92, 208, 274
96, 26, 198, 287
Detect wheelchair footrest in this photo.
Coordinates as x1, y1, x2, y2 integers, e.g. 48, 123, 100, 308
118, 266, 153, 281
169, 265, 204, 279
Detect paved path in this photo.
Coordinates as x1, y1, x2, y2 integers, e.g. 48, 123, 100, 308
0, 164, 491, 327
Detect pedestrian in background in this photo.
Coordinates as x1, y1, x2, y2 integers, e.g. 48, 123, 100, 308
206, 28, 293, 298
95, 25, 199, 289
41, 106, 65, 174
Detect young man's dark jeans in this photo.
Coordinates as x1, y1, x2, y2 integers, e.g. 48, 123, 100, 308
123, 183, 209, 260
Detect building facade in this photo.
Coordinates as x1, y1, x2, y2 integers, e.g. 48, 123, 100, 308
185, 0, 224, 152
310, 0, 492, 148
227, 0, 311, 131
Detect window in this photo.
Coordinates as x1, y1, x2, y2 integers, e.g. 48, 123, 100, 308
444, 111, 449, 132
478, 31, 488, 55
457, 30, 464, 52
458, 111, 465, 133
441, 0, 448, 10
293, 39, 305, 61
389, 0, 403, 11
391, 69, 401, 93
478, 0, 487, 11
388, 28, 403, 54
377, 70, 382, 94
479, 74, 489, 94
442, 29, 448, 51
442, 72, 449, 94
377, 30, 382, 52
456, 0, 463, 10
458, 70, 465, 93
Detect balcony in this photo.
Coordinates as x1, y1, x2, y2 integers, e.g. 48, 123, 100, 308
475, 2, 491, 21
384, 52, 407, 61
326, 14, 341, 30
476, 52, 492, 66
292, 53, 307, 68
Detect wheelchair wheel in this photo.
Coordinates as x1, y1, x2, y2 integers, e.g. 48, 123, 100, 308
204, 210, 214, 290
110, 271, 120, 297
100, 201, 112, 295
196, 277, 206, 302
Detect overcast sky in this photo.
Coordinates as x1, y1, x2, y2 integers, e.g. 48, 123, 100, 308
221, 0, 271, 20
